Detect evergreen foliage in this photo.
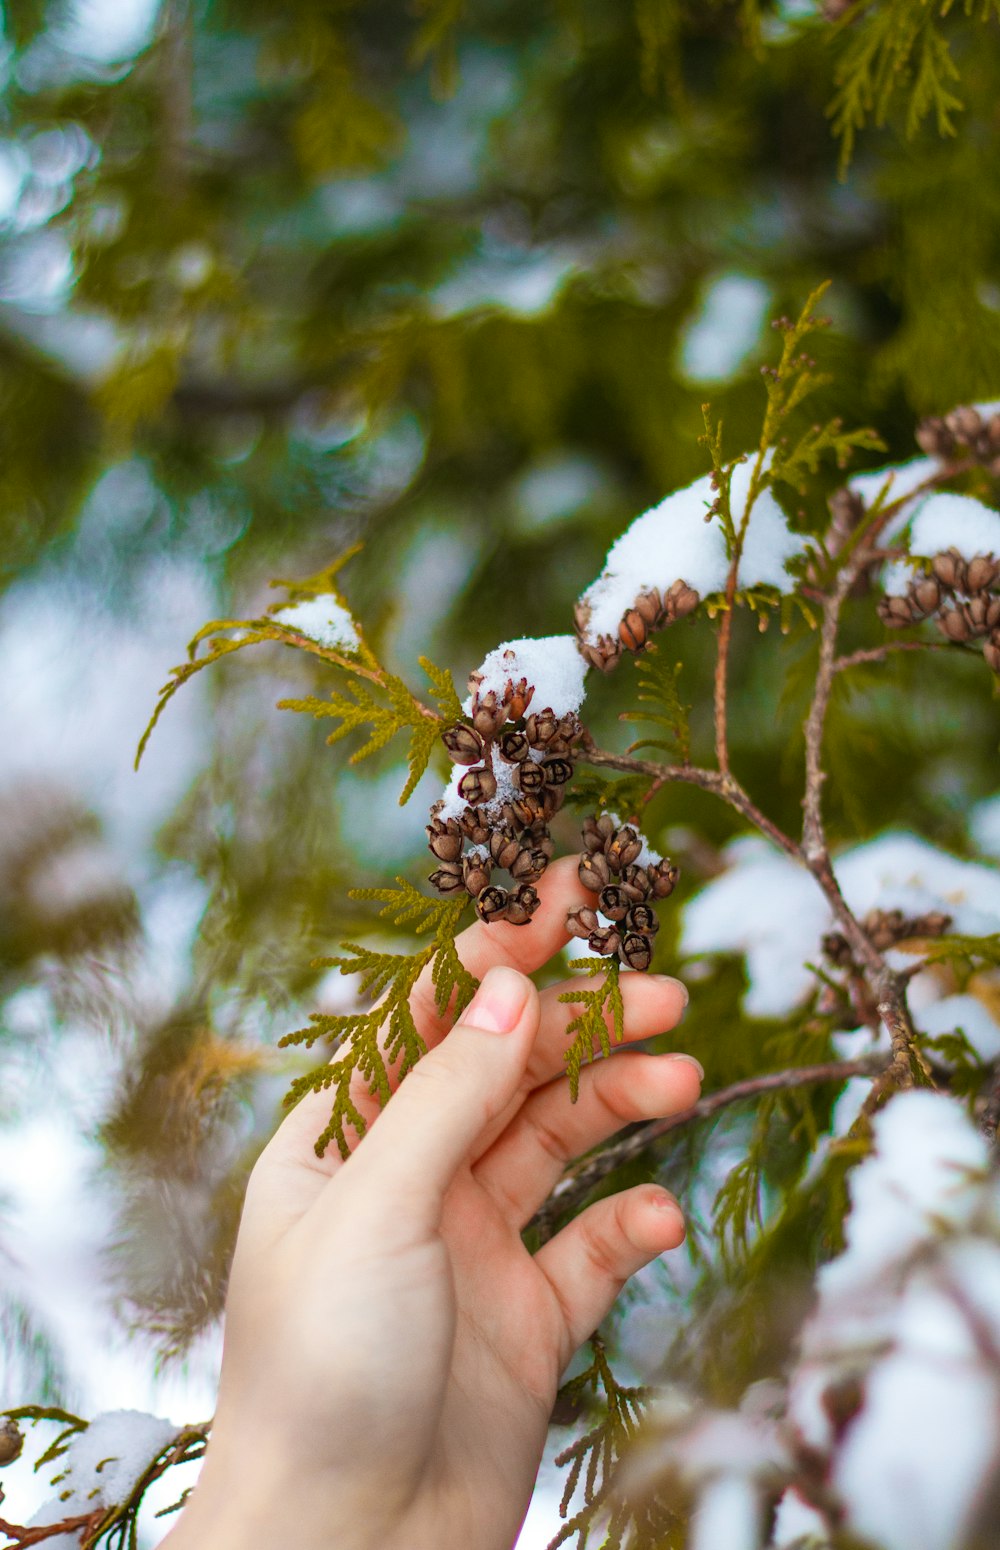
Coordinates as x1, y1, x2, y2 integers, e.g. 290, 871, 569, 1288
559, 958, 627, 1102
280, 881, 474, 1158
549, 1339, 663, 1550
3, 2, 1000, 1548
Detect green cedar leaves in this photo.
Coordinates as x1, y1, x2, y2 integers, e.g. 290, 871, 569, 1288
137, 551, 460, 805
279, 881, 474, 1159
559, 959, 626, 1102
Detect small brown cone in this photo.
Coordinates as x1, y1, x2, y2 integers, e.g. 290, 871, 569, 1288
588, 925, 622, 957
441, 723, 485, 765
566, 905, 599, 939
476, 885, 509, 923
625, 903, 659, 935
458, 766, 498, 805
579, 852, 612, 892
607, 826, 642, 872
427, 816, 463, 862
0, 1419, 23, 1467
598, 885, 630, 921
506, 883, 540, 926
498, 729, 530, 764
429, 863, 465, 895
463, 853, 492, 898
619, 933, 653, 971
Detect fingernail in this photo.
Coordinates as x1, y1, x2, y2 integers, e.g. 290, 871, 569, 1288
650, 1188, 681, 1213
665, 1052, 704, 1080
650, 974, 689, 1008
463, 966, 529, 1034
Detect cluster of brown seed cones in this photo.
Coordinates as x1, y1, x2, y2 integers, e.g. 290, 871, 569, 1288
916, 405, 1000, 474
566, 814, 679, 972
878, 548, 1000, 672
822, 907, 951, 969
573, 579, 700, 674
427, 672, 583, 926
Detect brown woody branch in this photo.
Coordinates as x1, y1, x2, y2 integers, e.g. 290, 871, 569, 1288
581, 744, 801, 861
0, 1509, 107, 1548
531, 1058, 881, 1240
0, 1423, 211, 1550
832, 640, 951, 674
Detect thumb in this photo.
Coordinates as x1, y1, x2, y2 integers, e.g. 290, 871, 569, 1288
343, 965, 538, 1233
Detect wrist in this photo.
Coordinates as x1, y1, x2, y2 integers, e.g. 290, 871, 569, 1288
157, 1441, 398, 1550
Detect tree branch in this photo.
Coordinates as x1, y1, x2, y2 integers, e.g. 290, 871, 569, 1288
581, 744, 801, 860
0, 1509, 107, 1548
832, 640, 951, 674
531, 1058, 880, 1240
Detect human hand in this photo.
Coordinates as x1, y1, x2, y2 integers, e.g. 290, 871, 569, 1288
161, 857, 700, 1550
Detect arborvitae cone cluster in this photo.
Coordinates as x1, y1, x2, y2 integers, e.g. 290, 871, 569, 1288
427, 674, 583, 925
0, 1418, 23, 1466
566, 814, 679, 971
879, 548, 1000, 673
916, 404, 1000, 472
574, 579, 700, 673
822, 907, 952, 968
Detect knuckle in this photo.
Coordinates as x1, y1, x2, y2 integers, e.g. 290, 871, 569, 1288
579, 1209, 626, 1285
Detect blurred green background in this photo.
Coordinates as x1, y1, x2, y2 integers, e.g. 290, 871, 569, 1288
1, 0, 999, 1475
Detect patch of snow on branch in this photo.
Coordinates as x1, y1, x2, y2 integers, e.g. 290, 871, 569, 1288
681, 832, 1000, 1025
463, 635, 587, 717
769, 1489, 829, 1546
29, 1410, 177, 1534
787, 1093, 999, 1550
849, 457, 939, 510
577, 459, 804, 645
908, 493, 1000, 561
435, 755, 520, 825
271, 596, 360, 652
849, 456, 939, 539
689, 1474, 762, 1550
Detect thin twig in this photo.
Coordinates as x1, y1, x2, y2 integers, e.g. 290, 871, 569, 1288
581, 745, 800, 860
832, 640, 950, 674
531, 1058, 880, 1239
0, 1509, 107, 1548
978, 1066, 1000, 1153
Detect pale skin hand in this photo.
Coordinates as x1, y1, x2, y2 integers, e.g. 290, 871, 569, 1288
161, 857, 700, 1550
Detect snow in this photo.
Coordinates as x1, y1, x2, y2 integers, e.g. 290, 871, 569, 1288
915, 993, 1000, 1063
271, 596, 360, 653
681, 838, 826, 1018
833, 1291, 997, 1550
908, 493, 1000, 561
512, 453, 608, 534
464, 635, 588, 717
849, 456, 939, 512
679, 274, 771, 383
435, 751, 521, 823
786, 1093, 1000, 1550
430, 246, 577, 318
29, 1410, 178, 1535
689, 1474, 761, 1550
823, 1092, 987, 1296
849, 456, 939, 540
970, 792, 1000, 858
577, 458, 803, 644
682, 832, 1000, 1020
599, 811, 662, 869
770, 1489, 828, 1546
